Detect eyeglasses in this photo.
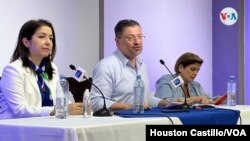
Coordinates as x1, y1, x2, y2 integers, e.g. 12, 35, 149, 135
119, 35, 146, 42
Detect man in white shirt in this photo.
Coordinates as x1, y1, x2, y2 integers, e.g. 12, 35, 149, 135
90, 19, 169, 112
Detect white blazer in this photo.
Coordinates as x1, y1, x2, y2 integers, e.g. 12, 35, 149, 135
0, 59, 59, 119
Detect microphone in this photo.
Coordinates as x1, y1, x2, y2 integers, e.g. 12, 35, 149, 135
159, 59, 189, 109
69, 64, 112, 116
70, 65, 88, 81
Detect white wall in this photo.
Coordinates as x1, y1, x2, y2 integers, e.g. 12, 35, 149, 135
0, 0, 213, 96
104, 0, 213, 95
0, 0, 99, 77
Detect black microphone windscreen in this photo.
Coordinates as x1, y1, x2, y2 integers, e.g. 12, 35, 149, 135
69, 64, 76, 70
160, 59, 165, 65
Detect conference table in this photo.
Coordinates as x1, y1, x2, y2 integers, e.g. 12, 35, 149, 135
0, 105, 249, 141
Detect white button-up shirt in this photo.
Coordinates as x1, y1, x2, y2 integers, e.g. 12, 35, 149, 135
90, 49, 161, 112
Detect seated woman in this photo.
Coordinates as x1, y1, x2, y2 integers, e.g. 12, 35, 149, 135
155, 52, 213, 105
0, 19, 82, 119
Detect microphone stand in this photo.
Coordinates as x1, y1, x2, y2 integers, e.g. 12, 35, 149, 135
84, 77, 112, 117
69, 64, 112, 116
159, 60, 190, 110
173, 85, 189, 109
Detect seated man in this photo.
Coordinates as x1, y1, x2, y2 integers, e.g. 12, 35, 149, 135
90, 19, 170, 112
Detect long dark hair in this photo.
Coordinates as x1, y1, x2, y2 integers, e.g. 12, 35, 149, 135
11, 19, 57, 80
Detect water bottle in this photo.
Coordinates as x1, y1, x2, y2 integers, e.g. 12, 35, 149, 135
133, 75, 144, 113
55, 76, 69, 119
83, 89, 92, 118
227, 75, 236, 106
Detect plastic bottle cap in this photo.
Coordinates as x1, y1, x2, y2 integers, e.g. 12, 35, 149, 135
60, 74, 66, 80
84, 89, 90, 97
230, 75, 235, 79
136, 75, 141, 80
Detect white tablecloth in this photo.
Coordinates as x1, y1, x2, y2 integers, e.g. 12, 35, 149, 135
0, 115, 181, 141
0, 105, 249, 141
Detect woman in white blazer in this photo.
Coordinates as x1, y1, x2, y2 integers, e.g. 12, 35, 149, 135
0, 19, 83, 119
